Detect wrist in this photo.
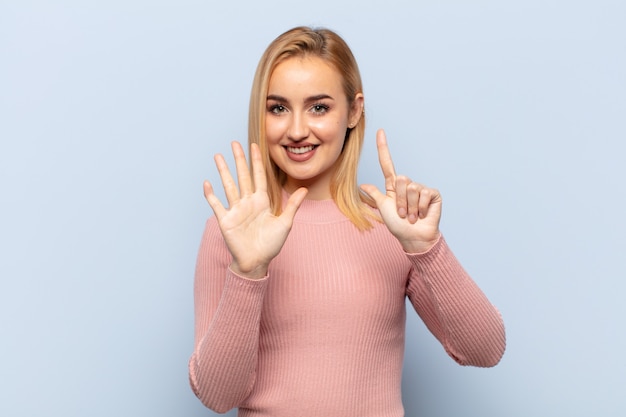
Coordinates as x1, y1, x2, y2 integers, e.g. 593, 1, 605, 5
230, 262, 269, 280
400, 233, 441, 254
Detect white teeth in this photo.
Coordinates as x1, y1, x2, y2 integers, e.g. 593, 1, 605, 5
287, 145, 315, 154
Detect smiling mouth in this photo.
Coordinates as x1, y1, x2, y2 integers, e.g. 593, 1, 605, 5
286, 145, 317, 154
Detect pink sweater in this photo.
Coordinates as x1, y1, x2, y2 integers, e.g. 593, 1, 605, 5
189, 197, 505, 416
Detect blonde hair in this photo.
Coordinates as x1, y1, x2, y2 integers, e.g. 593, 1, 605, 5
248, 26, 377, 230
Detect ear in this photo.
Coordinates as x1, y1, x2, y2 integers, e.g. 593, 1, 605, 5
348, 93, 364, 128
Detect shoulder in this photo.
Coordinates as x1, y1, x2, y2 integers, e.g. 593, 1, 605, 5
202, 216, 221, 238
198, 216, 228, 255
196, 216, 231, 276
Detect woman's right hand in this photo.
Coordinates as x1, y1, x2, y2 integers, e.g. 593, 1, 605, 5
203, 141, 308, 279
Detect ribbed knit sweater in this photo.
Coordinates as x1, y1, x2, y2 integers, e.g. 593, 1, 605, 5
189, 197, 505, 416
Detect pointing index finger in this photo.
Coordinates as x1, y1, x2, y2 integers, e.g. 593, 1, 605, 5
376, 129, 397, 192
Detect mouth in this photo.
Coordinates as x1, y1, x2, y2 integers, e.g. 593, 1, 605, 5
285, 145, 317, 155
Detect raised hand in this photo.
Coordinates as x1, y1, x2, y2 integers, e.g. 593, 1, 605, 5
360, 129, 442, 254
204, 141, 308, 279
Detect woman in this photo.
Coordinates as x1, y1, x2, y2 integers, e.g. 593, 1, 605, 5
189, 26, 505, 416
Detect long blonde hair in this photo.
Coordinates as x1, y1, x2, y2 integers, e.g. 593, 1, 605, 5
248, 26, 377, 230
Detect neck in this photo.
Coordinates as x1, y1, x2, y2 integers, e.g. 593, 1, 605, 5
283, 179, 332, 201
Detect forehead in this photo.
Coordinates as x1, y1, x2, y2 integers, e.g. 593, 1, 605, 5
268, 56, 344, 94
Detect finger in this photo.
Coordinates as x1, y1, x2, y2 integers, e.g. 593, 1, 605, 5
418, 187, 440, 219
406, 182, 421, 224
375, 129, 397, 194
280, 187, 308, 224
203, 180, 227, 219
359, 184, 387, 209
214, 153, 240, 205
250, 143, 267, 193
232, 141, 253, 197
395, 175, 410, 219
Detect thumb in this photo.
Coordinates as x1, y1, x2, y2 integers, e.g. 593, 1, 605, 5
360, 184, 386, 209
280, 187, 308, 223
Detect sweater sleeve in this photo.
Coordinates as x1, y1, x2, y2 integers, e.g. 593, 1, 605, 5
405, 235, 506, 367
188, 217, 267, 413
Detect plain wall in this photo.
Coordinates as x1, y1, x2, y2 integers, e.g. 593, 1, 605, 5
1, 1, 624, 416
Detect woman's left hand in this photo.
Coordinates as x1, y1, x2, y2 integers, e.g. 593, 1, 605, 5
360, 129, 442, 253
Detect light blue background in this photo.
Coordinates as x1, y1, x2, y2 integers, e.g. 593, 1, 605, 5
1, 1, 624, 416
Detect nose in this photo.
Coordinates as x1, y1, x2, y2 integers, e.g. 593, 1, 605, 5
287, 113, 309, 141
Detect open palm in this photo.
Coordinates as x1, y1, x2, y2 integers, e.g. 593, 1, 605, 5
204, 141, 307, 279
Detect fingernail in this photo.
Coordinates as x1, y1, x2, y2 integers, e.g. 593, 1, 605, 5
398, 208, 407, 218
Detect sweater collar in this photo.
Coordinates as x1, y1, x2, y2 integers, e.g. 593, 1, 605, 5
281, 189, 348, 224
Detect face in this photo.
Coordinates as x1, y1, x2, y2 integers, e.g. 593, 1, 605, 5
265, 56, 362, 199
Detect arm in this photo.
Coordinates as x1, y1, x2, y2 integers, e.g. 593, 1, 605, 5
405, 235, 505, 367
361, 129, 505, 366
189, 142, 307, 411
188, 218, 267, 412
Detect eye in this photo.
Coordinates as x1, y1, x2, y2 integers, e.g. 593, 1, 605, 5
268, 104, 287, 114
310, 103, 329, 115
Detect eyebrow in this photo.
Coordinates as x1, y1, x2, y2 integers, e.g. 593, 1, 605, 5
266, 94, 334, 103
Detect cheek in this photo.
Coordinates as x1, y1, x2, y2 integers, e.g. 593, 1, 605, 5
310, 117, 347, 140
265, 119, 281, 143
